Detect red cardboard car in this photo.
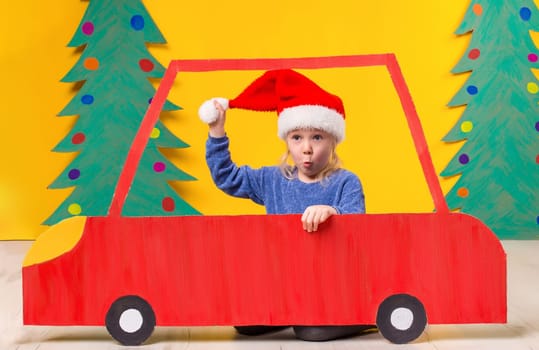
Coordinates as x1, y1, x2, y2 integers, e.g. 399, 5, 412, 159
23, 55, 506, 346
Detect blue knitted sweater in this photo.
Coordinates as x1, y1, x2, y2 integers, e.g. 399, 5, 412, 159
206, 136, 365, 214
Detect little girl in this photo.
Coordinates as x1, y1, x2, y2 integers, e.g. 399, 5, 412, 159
198, 69, 373, 341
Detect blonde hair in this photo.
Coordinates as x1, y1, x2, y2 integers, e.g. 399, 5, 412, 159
278, 138, 342, 181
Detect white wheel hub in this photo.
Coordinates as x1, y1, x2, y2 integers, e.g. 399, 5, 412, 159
390, 307, 414, 331
119, 308, 143, 333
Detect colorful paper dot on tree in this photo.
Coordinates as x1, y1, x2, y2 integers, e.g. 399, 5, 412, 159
68, 203, 82, 215
535, 121, 539, 132
153, 162, 166, 172
162, 197, 175, 212
150, 128, 161, 139
459, 153, 470, 164
139, 58, 154, 72
82, 21, 94, 35
466, 85, 478, 95
527, 82, 539, 94
68, 169, 80, 180
84, 57, 99, 70
457, 187, 469, 198
520, 7, 532, 21
468, 48, 480, 60
536, 154, 539, 164
72, 132, 86, 145
148, 97, 153, 104
131, 15, 145, 30
528, 53, 538, 63
81, 94, 94, 105
461, 121, 473, 133
472, 4, 483, 16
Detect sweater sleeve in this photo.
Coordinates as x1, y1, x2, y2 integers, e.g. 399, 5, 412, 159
333, 171, 366, 214
205, 135, 264, 205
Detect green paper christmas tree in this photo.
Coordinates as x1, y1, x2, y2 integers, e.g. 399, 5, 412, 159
45, 0, 200, 225
444, 0, 539, 239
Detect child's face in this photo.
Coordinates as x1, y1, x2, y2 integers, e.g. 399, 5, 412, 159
286, 129, 335, 183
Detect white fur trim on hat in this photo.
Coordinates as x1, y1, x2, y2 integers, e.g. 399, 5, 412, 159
278, 105, 345, 142
198, 97, 229, 124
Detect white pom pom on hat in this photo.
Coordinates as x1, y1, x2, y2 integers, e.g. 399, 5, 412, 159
197, 97, 229, 124
198, 69, 346, 143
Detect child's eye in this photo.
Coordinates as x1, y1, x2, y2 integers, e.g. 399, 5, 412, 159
291, 134, 301, 141
313, 134, 323, 140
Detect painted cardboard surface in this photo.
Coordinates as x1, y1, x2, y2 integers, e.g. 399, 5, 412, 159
22, 55, 507, 345
0, 0, 475, 239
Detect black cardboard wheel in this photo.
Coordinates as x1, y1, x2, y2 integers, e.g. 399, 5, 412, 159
105, 295, 156, 346
376, 293, 427, 344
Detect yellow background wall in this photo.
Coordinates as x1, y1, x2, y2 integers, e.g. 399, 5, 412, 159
1, 0, 478, 239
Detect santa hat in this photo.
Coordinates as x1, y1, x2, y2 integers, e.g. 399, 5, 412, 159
198, 69, 346, 143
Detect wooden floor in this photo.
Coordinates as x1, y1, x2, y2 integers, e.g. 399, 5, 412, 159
1, 240, 538, 350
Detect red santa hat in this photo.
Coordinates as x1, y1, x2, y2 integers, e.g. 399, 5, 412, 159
198, 69, 346, 143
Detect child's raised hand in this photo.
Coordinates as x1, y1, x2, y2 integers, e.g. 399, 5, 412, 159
301, 205, 337, 232
208, 100, 227, 138
198, 97, 228, 138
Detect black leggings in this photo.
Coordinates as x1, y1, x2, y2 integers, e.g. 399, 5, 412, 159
235, 325, 375, 341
